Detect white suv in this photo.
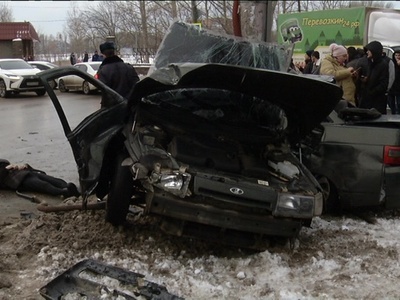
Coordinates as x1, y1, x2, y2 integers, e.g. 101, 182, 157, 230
0, 59, 46, 98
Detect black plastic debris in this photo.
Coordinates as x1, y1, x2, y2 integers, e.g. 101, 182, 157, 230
39, 259, 183, 299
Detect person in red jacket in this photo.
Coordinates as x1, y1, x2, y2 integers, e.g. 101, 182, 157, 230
0, 159, 79, 197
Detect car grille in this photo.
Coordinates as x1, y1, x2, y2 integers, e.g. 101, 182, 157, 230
193, 172, 276, 210
19, 75, 44, 88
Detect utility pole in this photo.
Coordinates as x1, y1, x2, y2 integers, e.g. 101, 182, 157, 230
233, 0, 242, 37
254, 1, 274, 42
191, 0, 199, 23
233, 1, 275, 42
264, 1, 274, 42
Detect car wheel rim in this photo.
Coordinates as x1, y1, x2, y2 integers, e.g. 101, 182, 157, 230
83, 82, 90, 94
317, 176, 330, 200
0, 81, 5, 97
59, 80, 65, 92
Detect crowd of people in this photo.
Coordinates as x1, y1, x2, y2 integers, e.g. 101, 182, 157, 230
290, 40, 399, 114
69, 50, 105, 65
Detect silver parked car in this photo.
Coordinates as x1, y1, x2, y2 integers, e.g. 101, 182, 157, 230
58, 62, 101, 95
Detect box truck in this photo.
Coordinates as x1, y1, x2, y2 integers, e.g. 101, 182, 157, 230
277, 7, 400, 63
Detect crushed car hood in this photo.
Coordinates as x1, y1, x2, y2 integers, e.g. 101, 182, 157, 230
130, 22, 342, 142
129, 63, 342, 142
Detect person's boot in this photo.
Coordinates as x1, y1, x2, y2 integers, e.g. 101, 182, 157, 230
66, 183, 80, 197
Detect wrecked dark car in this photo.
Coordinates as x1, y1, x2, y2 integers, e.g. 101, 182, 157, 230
38, 22, 342, 249
301, 104, 400, 213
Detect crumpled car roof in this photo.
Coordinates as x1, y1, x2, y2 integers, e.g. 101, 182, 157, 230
150, 21, 293, 73
128, 22, 342, 142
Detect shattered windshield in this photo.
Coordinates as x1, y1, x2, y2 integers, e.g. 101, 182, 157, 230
151, 21, 293, 73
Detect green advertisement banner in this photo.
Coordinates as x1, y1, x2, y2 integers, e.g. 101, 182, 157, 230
277, 7, 366, 62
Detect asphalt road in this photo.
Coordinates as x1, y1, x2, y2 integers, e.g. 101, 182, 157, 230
0, 90, 102, 222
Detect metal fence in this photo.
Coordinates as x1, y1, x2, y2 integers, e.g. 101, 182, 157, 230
33, 53, 155, 66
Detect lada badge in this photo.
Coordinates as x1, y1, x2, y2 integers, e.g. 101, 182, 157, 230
230, 187, 244, 195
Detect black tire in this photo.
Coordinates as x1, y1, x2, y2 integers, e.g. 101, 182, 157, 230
58, 79, 68, 92
0, 80, 10, 98
317, 175, 340, 214
106, 153, 135, 226
82, 81, 91, 95
36, 89, 46, 96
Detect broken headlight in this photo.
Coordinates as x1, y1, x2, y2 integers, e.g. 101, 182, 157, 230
274, 193, 315, 218
159, 173, 183, 190
151, 171, 191, 198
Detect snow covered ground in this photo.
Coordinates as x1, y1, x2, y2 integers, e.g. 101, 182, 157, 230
0, 87, 398, 299
1, 206, 400, 299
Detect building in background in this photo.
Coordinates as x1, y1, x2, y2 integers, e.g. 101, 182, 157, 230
0, 22, 40, 60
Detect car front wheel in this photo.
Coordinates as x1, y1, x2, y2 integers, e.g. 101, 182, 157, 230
106, 153, 135, 226
58, 79, 68, 92
82, 81, 91, 95
0, 80, 10, 98
317, 175, 340, 214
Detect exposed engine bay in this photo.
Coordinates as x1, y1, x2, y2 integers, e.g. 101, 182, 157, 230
124, 88, 312, 197
120, 87, 322, 248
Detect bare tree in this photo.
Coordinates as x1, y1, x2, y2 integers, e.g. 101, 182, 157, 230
139, 0, 150, 62
113, 1, 149, 61
66, 3, 93, 57
205, 1, 234, 34
191, 0, 199, 23
62, 0, 236, 62
0, 2, 14, 22
65, 1, 124, 57
37, 0, 398, 61
171, 1, 178, 18
348, 1, 394, 9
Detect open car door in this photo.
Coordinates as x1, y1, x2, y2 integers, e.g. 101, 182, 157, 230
39, 67, 128, 195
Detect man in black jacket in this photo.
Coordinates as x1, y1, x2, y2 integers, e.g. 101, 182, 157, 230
97, 42, 140, 101
358, 41, 389, 114
0, 159, 79, 197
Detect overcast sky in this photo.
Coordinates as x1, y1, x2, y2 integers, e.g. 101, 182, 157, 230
5, 1, 99, 37
4, 1, 400, 37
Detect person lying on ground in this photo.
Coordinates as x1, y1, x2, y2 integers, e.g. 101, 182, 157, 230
0, 159, 80, 198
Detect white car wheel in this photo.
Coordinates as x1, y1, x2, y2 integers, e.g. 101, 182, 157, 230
83, 81, 91, 95
58, 79, 68, 92
0, 80, 10, 98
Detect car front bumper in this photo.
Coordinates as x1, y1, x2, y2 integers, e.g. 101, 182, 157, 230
8, 75, 45, 91
147, 191, 304, 238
